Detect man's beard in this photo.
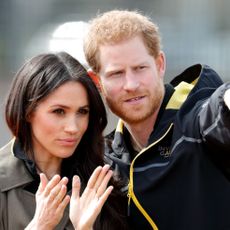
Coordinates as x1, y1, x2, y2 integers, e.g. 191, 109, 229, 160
105, 84, 164, 125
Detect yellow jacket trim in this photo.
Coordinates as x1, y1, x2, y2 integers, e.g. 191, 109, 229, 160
166, 80, 196, 109
128, 123, 174, 230
116, 119, 124, 133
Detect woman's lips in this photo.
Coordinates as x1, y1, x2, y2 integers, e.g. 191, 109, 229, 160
57, 138, 78, 146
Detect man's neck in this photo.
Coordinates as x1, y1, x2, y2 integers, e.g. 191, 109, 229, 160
125, 110, 159, 149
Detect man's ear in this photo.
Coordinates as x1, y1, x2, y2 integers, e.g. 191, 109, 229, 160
87, 70, 102, 92
156, 51, 166, 79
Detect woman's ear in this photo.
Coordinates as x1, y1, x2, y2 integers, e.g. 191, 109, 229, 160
87, 70, 102, 92
26, 113, 32, 123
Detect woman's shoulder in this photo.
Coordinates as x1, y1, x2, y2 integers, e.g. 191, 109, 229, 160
0, 139, 15, 164
0, 139, 33, 192
0, 140, 17, 189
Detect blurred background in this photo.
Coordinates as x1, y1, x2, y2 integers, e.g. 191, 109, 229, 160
0, 0, 230, 146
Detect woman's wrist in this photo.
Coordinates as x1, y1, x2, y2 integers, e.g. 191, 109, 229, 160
74, 227, 93, 230
224, 88, 230, 109
25, 219, 53, 230
25, 220, 39, 230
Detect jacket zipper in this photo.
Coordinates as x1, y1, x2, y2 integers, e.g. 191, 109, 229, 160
128, 123, 174, 230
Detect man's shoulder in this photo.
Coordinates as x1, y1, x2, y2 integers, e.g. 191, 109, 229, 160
170, 64, 223, 89
104, 129, 116, 154
105, 129, 116, 141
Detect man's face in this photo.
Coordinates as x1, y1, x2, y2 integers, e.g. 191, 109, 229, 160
98, 35, 165, 125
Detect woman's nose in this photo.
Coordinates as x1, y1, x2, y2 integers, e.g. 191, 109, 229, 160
64, 117, 79, 134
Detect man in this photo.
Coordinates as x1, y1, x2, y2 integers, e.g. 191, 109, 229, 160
84, 10, 230, 230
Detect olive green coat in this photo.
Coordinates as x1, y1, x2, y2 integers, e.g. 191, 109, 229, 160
0, 140, 74, 230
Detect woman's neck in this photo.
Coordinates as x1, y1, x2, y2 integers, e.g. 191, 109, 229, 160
34, 156, 62, 180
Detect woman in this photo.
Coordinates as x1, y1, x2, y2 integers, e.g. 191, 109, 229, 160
0, 52, 128, 229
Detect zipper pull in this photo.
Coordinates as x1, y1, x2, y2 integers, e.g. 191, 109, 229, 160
127, 202, 130, 216
127, 182, 132, 216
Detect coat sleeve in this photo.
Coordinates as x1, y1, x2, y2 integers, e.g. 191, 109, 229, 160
0, 192, 7, 230
198, 82, 230, 151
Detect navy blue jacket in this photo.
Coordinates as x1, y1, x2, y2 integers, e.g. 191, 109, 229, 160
105, 64, 230, 230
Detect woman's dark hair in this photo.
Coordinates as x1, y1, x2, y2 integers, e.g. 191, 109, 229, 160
5, 52, 128, 229
5, 52, 107, 154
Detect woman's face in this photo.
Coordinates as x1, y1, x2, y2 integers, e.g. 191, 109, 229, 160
29, 81, 89, 161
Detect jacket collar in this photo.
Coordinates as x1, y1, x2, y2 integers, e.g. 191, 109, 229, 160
170, 64, 223, 94
111, 84, 174, 154
0, 139, 33, 192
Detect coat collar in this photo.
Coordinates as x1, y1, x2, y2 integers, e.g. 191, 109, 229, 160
0, 139, 33, 192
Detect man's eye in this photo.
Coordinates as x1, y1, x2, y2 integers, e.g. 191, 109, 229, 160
138, 66, 146, 70
110, 71, 123, 77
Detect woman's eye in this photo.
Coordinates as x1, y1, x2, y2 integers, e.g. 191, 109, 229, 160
78, 108, 90, 115
53, 108, 65, 115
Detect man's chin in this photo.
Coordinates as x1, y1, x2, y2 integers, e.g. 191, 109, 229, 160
114, 111, 148, 124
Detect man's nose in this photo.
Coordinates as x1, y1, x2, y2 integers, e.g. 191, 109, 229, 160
123, 70, 140, 91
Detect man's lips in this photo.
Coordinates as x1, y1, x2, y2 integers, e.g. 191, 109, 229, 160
124, 95, 145, 102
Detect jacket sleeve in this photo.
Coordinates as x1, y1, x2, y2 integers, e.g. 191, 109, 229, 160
198, 82, 230, 151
